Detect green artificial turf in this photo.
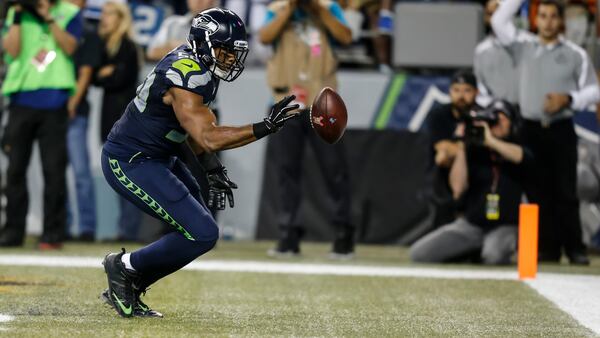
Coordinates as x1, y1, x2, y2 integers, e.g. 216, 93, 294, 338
0, 240, 597, 337
0, 266, 594, 337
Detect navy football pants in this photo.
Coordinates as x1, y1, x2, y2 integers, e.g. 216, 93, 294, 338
101, 152, 218, 289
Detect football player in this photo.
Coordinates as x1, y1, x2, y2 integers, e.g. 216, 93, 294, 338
99, 8, 299, 318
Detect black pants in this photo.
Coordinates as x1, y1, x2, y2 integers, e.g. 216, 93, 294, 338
521, 118, 585, 258
269, 111, 352, 241
1, 105, 68, 243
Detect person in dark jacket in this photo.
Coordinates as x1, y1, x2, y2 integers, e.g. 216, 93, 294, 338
95, 0, 139, 142
95, 0, 142, 241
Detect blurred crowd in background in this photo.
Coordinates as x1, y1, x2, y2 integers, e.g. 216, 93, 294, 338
0, 0, 599, 265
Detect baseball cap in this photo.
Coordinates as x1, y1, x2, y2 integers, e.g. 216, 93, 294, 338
451, 70, 477, 89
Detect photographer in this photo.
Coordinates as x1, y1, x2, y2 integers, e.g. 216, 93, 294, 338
0, 0, 82, 249
411, 100, 532, 265
259, 0, 354, 258
425, 70, 480, 227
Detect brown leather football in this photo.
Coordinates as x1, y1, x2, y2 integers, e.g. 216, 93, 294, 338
309, 87, 348, 144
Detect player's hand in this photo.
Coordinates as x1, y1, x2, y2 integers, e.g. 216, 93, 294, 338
264, 95, 300, 132
207, 167, 237, 210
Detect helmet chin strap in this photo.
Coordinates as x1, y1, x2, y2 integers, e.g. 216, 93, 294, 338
203, 31, 231, 79
201, 31, 215, 67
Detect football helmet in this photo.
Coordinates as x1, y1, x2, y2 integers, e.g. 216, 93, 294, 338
188, 8, 249, 82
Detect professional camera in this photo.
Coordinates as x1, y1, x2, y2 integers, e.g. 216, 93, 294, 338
462, 100, 517, 145
1, 0, 45, 23
462, 107, 499, 145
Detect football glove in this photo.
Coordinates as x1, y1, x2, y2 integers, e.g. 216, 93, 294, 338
253, 95, 300, 139
207, 167, 237, 210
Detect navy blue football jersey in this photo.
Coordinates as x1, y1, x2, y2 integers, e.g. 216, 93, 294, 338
103, 45, 218, 160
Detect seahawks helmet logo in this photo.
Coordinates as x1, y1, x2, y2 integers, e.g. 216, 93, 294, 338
192, 15, 219, 35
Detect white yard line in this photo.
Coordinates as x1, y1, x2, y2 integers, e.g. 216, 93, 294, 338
0, 314, 14, 332
0, 254, 598, 334
0, 314, 14, 323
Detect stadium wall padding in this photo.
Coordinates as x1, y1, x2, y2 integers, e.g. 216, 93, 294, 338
255, 130, 436, 245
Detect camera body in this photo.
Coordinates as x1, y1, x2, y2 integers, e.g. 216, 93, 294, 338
2, 0, 45, 23
462, 108, 499, 145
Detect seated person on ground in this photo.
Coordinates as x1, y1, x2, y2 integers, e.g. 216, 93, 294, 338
411, 100, 531, 265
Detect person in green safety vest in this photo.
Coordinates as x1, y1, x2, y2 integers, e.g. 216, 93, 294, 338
0, 0, 82, 250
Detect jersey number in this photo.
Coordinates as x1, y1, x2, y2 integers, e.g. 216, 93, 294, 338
133, 70, 157, 113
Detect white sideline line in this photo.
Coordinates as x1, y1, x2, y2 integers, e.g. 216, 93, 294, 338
0, 254, 599, 334
0, 254, 517, 280
526, 275, 600, 335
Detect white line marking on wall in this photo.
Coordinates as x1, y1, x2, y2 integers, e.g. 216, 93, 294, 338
0, 254, 598, 334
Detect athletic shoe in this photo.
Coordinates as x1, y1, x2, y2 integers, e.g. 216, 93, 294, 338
267, 248, 301, 258
332, 227, 355, 257
0, 230, 24, 247
567, 251, 590, 266
268, 229, 302, 258
134, 288, 164, 318
38, 242, 63, 250
102, 248, 138, 318
328, 251, 355, 261
101, 288, 163, 318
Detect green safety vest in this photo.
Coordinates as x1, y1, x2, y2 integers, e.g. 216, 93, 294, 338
2, 1, 79, 96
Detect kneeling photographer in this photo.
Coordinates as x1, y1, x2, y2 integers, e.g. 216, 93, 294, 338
411, 100, 532, 265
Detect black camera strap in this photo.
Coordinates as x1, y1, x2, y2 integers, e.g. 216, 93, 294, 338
490, 153, 500, 194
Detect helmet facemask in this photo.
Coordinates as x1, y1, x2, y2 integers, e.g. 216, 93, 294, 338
209, 40, 248, 82
190, 34, 248, 82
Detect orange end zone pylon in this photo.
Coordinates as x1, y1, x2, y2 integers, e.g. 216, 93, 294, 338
518, 204, 539, 280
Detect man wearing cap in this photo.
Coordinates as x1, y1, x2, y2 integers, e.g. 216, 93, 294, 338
493, 0, 600, 264
412, 100, 532, 264
424, 70, 480, 226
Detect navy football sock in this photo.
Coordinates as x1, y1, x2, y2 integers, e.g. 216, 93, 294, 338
129, 232, 217, 288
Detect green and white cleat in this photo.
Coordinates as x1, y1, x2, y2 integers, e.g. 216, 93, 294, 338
134, 288, 163, 318
101, 288, 163, 318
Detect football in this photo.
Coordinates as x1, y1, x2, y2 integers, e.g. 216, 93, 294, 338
309, 87, 348, 144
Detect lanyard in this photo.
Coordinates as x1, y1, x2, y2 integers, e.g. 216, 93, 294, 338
490, 153, 500, 194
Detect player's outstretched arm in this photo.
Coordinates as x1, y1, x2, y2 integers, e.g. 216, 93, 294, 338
169, 87, 299, 153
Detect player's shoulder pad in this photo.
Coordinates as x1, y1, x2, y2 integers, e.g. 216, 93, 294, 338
163, 47, 211, 90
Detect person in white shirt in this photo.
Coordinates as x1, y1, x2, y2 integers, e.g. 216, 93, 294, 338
492, 0, 600, 265
146, 0, 217, 61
